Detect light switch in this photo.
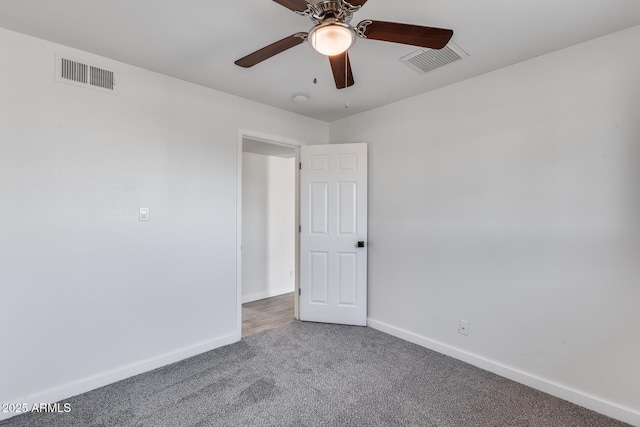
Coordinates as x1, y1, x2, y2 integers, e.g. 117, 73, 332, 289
139, 207, 150, 221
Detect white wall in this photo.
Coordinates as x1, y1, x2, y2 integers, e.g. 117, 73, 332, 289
0, 27, 327, 416
242, 152, 269, 301
330, 25, 640, 424
242, 152, 296, 303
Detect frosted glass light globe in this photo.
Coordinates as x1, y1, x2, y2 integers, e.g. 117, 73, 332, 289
309, 22, 356, 56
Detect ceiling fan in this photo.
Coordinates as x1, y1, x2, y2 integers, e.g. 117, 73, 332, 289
234, 0, 454, 89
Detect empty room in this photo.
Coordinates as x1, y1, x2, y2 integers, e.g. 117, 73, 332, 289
1, 1, 639, 426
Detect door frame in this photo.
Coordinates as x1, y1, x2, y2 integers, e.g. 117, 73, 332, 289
236, 129, 303, 339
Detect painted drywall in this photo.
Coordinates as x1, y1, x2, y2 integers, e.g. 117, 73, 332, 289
242, 152, 296, 303
0, 26, 327, 415
242, 152, 270, 302
330, 25, 640, 423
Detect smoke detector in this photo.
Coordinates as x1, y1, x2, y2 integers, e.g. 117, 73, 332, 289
293, 93, 310, 103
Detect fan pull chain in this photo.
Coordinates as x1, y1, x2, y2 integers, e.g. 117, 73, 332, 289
313, 50, 319, 84
345, 50, 349, 109
345, 50, 348, 89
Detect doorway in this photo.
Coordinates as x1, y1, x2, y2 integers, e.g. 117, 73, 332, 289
237, 131, 301, 338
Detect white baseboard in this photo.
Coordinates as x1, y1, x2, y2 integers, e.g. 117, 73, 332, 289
241, 286, 294, 304
0, 333, 239, 422
366, 318, 640, 426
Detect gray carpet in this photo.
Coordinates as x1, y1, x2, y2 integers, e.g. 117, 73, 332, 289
1, 322, 628, 426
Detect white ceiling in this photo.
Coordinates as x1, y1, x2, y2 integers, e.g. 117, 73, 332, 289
1, 0, 639, 122
243, 138, 296, 158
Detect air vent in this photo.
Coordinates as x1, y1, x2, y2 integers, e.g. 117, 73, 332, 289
400, 42, 468, 74
55, 54, 116, 94
90, 66, 114, 90
61, 58, 88, 84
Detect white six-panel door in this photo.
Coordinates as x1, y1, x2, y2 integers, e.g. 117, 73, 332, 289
299, 143, 367, 326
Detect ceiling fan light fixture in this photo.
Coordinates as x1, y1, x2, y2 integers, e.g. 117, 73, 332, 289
309, 21, 356, 56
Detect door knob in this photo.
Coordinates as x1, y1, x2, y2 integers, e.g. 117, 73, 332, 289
357, 241, 365, 248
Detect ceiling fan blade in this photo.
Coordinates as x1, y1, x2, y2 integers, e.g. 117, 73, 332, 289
235, 34, 306, 68
328, 52, 354, 89
358, 20, 453, 49
272, 0, 309, 12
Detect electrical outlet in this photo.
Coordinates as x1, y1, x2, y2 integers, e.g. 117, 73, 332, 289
459, 320, 470, 336
139, 207, 150, 221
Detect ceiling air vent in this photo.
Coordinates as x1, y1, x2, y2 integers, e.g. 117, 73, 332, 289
400, 42, 468, 74
55, 53, 116, 94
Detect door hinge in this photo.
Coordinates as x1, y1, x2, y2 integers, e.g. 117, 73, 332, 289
298, 288, 301, 296
299, 225, 301, 233
299, 162, 302, 170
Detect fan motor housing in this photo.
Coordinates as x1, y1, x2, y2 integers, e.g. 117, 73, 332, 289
306, 0, 359, 24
